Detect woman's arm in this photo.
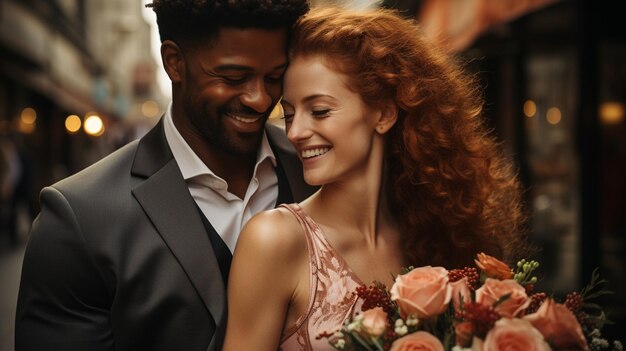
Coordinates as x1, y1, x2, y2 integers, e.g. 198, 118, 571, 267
223, 208, 307, 351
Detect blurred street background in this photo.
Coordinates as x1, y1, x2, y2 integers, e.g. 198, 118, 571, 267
1, 0, 624, 349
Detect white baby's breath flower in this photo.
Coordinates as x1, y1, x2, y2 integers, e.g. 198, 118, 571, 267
592, 337, 610, 349
395, 319, 404, 327
347, 321, 360, 332
394, 325, 408, 336
405, 315, 418, 327
590, 329, 602, 338
334, 339, 346, 349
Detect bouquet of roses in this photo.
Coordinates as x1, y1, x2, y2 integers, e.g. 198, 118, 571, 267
320, 253, 622, 351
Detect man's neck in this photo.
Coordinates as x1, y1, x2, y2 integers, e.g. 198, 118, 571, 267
197, 145, 257, 199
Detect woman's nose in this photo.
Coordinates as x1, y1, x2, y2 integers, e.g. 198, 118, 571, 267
286, 113, 313, 144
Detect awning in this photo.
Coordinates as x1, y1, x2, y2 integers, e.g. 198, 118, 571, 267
418, 0, 561, 51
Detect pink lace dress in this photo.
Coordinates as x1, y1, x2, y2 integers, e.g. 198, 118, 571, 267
278, 203, 365, 351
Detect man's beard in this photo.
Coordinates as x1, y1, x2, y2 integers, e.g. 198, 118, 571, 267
183, 98, 269, 157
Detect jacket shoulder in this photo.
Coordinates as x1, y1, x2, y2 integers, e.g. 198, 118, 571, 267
53, 140, 139, 194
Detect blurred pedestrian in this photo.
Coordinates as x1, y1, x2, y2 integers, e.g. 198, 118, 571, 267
0, 131, 29, 247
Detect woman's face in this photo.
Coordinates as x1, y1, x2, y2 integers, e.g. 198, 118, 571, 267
281, 55, 383, 186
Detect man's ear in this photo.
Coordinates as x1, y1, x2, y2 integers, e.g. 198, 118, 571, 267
161, 40, 185, 83
374, 101, 398, 135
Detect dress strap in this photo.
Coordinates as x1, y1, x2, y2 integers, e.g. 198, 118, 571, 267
278, 203, 320, 342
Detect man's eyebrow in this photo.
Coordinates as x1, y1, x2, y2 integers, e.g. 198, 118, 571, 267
271, 63, 289, 71
214, 63, 288, 72
214, 64, 253, 72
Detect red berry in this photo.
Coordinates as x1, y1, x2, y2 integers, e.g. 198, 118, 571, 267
458, 302, 500, 338
449, 267, 480, 290
525, 292, 547, 314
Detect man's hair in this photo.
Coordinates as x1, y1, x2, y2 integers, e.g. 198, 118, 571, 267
146, 0, 309, 45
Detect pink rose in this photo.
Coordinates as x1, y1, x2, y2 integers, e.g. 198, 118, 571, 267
450, 277, 472, 312
360, 307, 388, 337
390, 331, 444, 351
524, 298, 589, 351
476, 278, 530, 317
483, 318, 551, 351
390, 266, 452, 319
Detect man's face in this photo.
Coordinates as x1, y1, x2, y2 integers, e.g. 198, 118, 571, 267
176, 27, 288, 156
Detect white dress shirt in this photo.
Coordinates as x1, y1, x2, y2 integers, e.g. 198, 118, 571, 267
163, 104, 279, 253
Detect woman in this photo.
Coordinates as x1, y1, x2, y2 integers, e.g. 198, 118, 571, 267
223, 7, 528, 351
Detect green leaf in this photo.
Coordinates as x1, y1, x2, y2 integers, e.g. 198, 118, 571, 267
371, 337, 385, 351
585, 290, 614, 300
350, 333, 376, 351
493, 293, 512, 308
582, 302, 604, 311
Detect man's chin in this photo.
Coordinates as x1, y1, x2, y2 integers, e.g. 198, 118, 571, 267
221, 132, 264, 157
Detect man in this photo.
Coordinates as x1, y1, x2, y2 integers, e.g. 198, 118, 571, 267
15, 1, 313, 350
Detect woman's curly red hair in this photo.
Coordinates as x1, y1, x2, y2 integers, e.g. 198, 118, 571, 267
290, 7, 529, 268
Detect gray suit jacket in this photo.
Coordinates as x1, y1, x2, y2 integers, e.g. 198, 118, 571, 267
15, 119, 316, 351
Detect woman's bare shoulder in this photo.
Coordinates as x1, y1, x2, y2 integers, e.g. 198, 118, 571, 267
235, 206, 307, 262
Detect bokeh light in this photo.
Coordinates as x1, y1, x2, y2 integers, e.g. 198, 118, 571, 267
599, 101, 624, 125
84, 114, 105, 136
141, 100, 160, 118
523, 100, 537, 118
547, 107, 562, 125
20, 107, 37, 124
65, 115, 82, 133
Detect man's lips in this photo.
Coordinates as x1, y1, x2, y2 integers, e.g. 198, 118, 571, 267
225, 113, 264, 124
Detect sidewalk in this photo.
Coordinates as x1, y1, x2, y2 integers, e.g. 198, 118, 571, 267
0, 241, 25, 351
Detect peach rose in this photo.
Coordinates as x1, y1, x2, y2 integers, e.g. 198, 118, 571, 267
389, 331, 444, 351
524, 298, 589, 351
475, 253, 514, 280
450, 277, 472, 312
476, 278, 530, 317
483, 318, 551, 351
360, 307, 388, 338
390, 266, 452, 319
454, 321, 474, 347
470, 337, 484, 351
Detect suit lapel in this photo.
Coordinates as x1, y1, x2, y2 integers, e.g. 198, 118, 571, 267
130, 120, 226, 336
128, 121, 315, 350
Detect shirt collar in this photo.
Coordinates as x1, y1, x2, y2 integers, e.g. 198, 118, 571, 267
163, 102, 277, 185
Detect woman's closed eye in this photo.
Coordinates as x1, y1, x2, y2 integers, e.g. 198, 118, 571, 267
281, 108, 331, 123
311, 109, 331, 118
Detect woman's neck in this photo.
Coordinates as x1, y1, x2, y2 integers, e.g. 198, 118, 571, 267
303, 162, 394, 247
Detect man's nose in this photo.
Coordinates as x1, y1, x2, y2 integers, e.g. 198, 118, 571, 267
240, 79, 273, 113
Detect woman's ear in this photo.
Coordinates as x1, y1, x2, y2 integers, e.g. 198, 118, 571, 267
161, 40, 185, 83
374, 101, 398, 135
